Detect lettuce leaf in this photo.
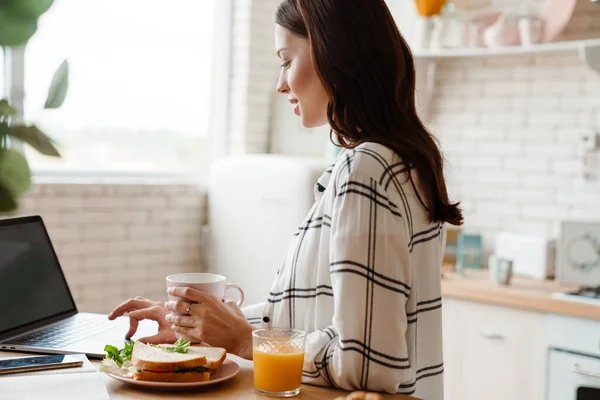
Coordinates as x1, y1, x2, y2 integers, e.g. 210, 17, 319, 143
150, 337, 190, 354
104, 341, 134, 367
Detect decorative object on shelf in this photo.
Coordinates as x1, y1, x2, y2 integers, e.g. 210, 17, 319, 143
0, 0, 68, 213
483, 13, 520, 48
456, 232, 483, 272
443, 226, 461, 267
430, 3, 464, 50
462, 11, 502, 48
495, 231, 555, 280
412, 0, 448, 50
488, 255, 513, 286
414, 0, 447, 16
557, 220, 600, 287
539, 0, 576, 43
518, 15, 544, 46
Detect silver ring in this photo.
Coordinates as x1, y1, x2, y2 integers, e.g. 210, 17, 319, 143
186, 303, 192, 314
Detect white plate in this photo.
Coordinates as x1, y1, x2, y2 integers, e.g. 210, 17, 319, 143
105, 359, 240, 389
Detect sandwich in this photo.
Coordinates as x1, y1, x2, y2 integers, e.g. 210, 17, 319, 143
130, 341, 226, 382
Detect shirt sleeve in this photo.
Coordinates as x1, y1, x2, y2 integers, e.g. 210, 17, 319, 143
242, 302, 265, 327
301, 173, 413, 393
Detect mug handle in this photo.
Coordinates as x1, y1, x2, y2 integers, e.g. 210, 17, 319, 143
225, 283, 245, 307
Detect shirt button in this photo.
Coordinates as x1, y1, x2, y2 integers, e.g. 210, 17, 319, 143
263, 316, 270, 323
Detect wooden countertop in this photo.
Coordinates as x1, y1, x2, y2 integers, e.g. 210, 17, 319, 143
0, 351, 416, 400
441, 268, 600, 321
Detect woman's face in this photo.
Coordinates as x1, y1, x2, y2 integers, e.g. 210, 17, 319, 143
275, 24, 329, 128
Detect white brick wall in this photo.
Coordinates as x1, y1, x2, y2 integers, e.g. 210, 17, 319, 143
4, 183, 206, 314
431, 0, 600, 254
229, 0, 280, 154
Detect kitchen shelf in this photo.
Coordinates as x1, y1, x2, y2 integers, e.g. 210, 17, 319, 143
413, 38, 600, 120
413, 38, 600, 59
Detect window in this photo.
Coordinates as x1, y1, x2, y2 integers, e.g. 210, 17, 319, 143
22, 0, 226, 174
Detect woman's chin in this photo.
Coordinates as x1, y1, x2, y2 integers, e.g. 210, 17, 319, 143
300, 116, 329, 129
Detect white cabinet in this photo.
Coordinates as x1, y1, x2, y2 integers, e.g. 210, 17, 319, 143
443, 299, 546, 400
442, 298, 461, 400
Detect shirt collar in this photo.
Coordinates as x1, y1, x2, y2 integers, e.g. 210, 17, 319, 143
314, 149, 346, 201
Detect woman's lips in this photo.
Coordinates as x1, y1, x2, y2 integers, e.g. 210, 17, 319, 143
293, 103, 300, 116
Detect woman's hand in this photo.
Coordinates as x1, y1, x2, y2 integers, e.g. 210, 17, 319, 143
108, 296, 177, 344
164, 287, 255, 359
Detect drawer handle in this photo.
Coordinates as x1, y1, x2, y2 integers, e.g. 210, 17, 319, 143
571, 362, 600, 379
480, 331, 504, 340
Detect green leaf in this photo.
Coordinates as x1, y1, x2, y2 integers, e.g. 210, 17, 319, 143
150, 337, 191, 354
8, 125, 61, 157
44, 60, 69, 109
0, 11, 37, 47
0, 149, 31, 196
0, 183, 17, 213
119, 341, 134, 362
10, 0, 55, 19
0, 100, 16, 117
104, 344, 123, 367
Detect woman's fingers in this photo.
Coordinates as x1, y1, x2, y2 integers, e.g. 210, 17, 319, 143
125, 306, 167, 338
164, 300, 194, 314
171, 325, 202, 341
167, 287, 215, 304
165, 313, 197, 328
164, 300, 211, 317
137, 331, 178, 345
125, 316, 139, 339
108, 298, 155, 320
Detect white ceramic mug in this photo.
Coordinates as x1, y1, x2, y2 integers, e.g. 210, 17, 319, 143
166, 273, 245, 342
166, 272, 245, 308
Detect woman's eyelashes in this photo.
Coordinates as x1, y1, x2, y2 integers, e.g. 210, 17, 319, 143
280, 60, 291, 70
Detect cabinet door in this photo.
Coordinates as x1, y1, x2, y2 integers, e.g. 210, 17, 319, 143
442, 298, 462, 400
450, 300, 546, 400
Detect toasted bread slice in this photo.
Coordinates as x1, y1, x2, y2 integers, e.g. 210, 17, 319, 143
193, 345, 227, 370
133, 370, 211, 382
131, 341, 208, 372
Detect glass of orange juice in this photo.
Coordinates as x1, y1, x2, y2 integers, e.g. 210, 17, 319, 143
252, 328, 307, 397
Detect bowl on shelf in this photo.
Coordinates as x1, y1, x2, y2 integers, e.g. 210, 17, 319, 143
539, 0, 577, 42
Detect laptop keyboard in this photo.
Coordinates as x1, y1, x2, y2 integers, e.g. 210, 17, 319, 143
10, 314, 115, 348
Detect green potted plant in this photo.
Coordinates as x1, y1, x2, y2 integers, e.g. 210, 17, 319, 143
0, 0, 68, 212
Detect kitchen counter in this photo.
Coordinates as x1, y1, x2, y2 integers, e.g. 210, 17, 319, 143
441, 268, 600, 321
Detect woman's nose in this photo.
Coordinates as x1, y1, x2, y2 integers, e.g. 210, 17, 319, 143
276, 73, 289, 94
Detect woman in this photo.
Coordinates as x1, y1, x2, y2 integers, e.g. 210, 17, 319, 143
109, 0, 462, 398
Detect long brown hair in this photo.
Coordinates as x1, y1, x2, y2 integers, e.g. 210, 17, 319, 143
275, 0, 462, 226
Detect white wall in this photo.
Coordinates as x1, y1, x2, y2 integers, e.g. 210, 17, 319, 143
7, 182, 206, 313
430, 0, 600, 253
229, 0, 281, 154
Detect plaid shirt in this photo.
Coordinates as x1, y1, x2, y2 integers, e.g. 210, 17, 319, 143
243, 142, 446, 399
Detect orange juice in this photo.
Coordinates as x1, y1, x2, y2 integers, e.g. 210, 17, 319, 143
253, 346, 305, 393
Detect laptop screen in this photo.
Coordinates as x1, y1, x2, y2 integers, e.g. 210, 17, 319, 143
0, 217, 76, 337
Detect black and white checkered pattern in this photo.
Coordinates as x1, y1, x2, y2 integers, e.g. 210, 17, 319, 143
243, 142, 446, 399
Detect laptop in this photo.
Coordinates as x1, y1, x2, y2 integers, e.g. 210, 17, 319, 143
0, 215, 157, 358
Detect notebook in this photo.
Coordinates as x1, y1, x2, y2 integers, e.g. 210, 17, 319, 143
0, 354, 110, 400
